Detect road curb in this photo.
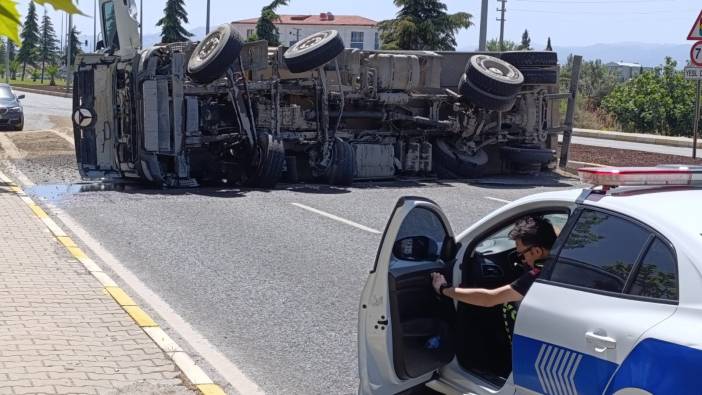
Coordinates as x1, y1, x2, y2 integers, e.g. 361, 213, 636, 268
0, 170, 227, 395
13, 86, 72, 98
573, 128, 702, 150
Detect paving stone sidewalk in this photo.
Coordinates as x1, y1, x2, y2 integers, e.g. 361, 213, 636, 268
0, 180, 195, 394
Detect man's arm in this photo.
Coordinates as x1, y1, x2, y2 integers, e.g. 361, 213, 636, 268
442, 284, 523, 307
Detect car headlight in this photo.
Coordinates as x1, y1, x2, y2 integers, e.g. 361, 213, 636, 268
8, 107, 21, 113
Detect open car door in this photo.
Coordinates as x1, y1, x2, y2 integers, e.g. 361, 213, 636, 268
359, 197, 458, 395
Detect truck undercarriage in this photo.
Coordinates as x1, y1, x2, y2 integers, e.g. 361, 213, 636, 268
73, 0, 573, 188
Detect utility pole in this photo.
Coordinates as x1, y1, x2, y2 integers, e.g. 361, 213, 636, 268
140, 0, 143, 48
479, 0, 488, 51
497, 0, 507, 51
5, 38, 9, 83
66, 10, 73, 91
206, 0, 211, 34
93, 0, 97, 50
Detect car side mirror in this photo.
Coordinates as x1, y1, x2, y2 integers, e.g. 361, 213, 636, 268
16, 94, 25, 100
393, 236, 439, 262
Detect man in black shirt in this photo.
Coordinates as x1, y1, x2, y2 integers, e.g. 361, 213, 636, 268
431, 216, 557, 306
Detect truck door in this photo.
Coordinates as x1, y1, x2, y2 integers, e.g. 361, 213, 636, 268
358, 197, 457, 395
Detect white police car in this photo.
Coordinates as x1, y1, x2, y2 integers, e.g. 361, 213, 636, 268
359, 166, 701, 395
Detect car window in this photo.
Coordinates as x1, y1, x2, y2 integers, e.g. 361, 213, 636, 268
0, 86, 13, 99
550, 210, 650, 293
474, 212, 568, 255
628, 238, 678, 301
102, 1, 120, 50
391, 207, 446, 269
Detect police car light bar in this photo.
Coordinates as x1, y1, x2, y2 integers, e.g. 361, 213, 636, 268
578, 166, 702, 187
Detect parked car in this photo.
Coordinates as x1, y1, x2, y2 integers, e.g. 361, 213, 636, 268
359, 166, 701, 395
0, 84, 25, 131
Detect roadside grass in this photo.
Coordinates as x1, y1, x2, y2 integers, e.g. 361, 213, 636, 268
7, 78, 68, 87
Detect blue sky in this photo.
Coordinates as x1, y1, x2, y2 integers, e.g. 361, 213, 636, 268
17, 0, 702, 49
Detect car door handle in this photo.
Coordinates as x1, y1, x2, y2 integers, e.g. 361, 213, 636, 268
585, 331, 617, 353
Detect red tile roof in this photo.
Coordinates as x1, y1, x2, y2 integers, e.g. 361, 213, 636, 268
233, 14, 377, 27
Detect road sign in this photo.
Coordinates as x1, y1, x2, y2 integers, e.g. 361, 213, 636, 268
685, 66, 702, 80
688, 10, 702, 40
691, 41, 702, 67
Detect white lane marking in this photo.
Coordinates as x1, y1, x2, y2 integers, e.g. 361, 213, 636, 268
485, 196, 512, 204
51, 207, 265, 394
292, 203, 382, 234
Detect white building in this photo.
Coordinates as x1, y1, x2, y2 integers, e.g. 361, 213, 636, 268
606, 61, 654, 81
232, 12, 379, 50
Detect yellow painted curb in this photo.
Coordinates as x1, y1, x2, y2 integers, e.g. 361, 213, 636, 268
123, 305, 159, 327
30, 204, 49, 219
66, 246, 88, 260
105, 287, 137, 307
196, 384, 227, 395
57, 236, 77, 248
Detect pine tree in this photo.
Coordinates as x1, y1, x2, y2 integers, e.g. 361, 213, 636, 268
63, 25, 82, 66
255, 0, 288, 46
157, 0, 193, 44
17, 1, 41, 80
379, 0, 472, 51
517, 29, 531, 50
39, 10, 59, 83
546, 37, 552, 51
7, 40, 16, 62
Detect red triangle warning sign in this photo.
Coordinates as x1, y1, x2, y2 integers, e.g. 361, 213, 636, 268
688, 10, 702, 40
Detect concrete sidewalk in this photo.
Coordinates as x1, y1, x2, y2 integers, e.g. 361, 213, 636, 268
0, 174, 219, 394
573, 128, 702, 150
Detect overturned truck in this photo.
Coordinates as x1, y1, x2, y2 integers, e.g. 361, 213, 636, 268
73, 0, 570, 188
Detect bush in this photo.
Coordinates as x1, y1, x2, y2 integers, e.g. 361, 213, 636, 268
601, 57, 696, 136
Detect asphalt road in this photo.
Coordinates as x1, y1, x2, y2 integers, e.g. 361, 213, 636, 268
1, 92, 584, 394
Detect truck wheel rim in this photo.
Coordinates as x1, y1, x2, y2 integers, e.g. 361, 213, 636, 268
296, 31, 330, 51
197, 32, 222, 61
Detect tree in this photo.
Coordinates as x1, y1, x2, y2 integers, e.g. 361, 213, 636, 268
379, 0, 472, 51
486, 38, 517, 52
0, 1, 81, 44
9, 59, 19, 79
157, 0, 193, 44
63, 25, 82, 66
602, 57, 696, 136
546, 37, 552, 51
39, 10, 59, 83
46, 63, 59, 86
17, 1, 40, 80
255, 0, 288, 46
517, 29, 531, 50
7, 40, 16, 62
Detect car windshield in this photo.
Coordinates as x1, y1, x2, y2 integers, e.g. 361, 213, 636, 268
102, 1, 119, 50
0, 87, 14, 100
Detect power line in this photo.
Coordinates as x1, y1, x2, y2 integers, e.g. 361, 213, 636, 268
510, 8, 696, 15
514, 0, 674, 3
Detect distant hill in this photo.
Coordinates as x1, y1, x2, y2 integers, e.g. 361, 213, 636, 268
552, 43, 689, 68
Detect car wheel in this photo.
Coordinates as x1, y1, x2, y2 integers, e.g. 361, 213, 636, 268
433, 138, 488, 178
521, 67, 559, 85
326, 138, 355, 186
458, 74, 518, 112
283, 30, 345, 74
187, 23, 243, 84
245, 132, 285, 189
14, 119, 23, 131
465, 55, 524, 96
499, 51, 558, 67
500, 144, 555, 165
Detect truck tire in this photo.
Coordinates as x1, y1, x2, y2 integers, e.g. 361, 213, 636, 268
433, 139, 487, 178
245, 133, 285, 188
500, 145, 555, 165
283, 30, 345, 74
187, 23, 243, 84
500, 51, 558, 67
521, 67, 559, 85
458, 74, 517, 112
326, 139, 355, 186
465, 55, 523, 96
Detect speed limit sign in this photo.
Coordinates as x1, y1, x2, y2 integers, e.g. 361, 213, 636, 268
691, 41, 702, 66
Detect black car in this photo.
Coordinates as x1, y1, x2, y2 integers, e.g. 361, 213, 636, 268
0, 84, 24, 131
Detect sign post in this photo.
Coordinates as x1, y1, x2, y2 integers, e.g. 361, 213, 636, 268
687, 12, 702, 158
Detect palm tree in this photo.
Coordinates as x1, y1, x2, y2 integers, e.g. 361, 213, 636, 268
255, 0, 288, 46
